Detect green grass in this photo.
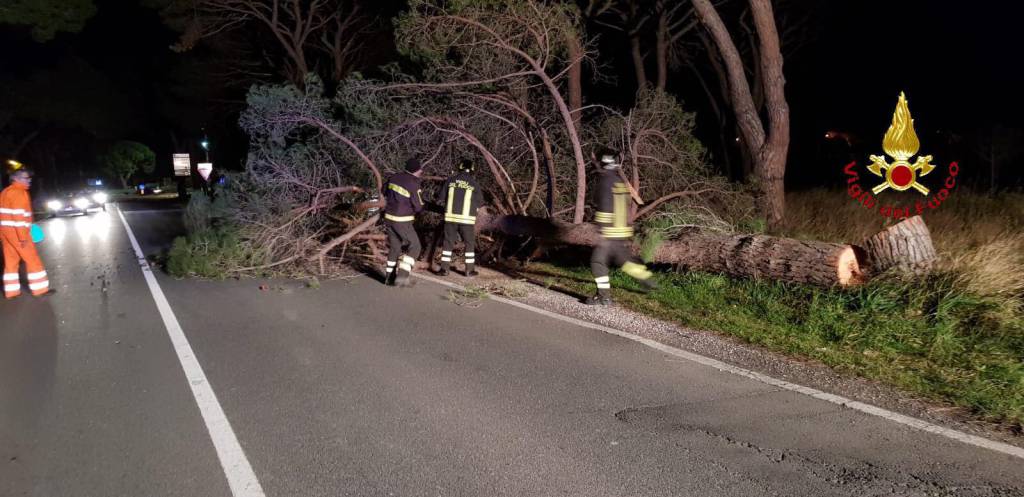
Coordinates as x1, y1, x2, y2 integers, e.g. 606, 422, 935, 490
523, 262, 1024, 427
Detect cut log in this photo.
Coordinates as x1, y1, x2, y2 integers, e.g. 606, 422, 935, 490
862, 215, 936, 276
476, 210, 868, 287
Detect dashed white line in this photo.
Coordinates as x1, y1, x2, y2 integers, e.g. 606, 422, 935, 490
413, 271, 1024, 461
116, 206, 266, 497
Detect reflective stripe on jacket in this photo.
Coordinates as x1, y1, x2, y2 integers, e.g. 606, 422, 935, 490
593, 169, 633, 239
0, 184, 33, 242
442, 172, 481, 225
383, 172, 423, 223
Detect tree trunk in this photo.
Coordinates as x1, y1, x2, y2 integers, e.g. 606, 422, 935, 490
693, 0, 789, 232
862, 216, 936, 276
476, 210, 867, 287
630, 35, 647, 89
749, 0, 790, 232
566, 31, 584, 132
655, 14, 669, 91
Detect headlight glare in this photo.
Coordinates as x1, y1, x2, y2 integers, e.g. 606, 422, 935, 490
92, 192, 108, 204
73, 198, 90, 209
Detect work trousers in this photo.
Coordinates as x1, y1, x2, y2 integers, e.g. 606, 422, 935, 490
2, 236, 48, 298
590, 238, 652, 297
440, 222, 476, 273
385, 221, 421, 283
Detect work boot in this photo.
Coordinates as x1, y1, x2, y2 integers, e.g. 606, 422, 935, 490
465, 264, 478, 277
437, 261, 450, 276
395, 271, 415, 288
584, 294, 612, 306
35, 289, 56, 298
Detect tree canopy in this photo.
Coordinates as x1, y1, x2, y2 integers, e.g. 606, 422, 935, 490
0, 0, 96, 42
100, 140, 156, 189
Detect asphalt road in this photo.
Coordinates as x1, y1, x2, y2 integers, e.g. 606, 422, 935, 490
1, 201, 1022, 497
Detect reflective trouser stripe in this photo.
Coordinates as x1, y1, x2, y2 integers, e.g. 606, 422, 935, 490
3, 273, 17, 281
622, 261, 653, 280
384, 214, 415, 222
441, 250, 452, 262
386, 261, 396, 273
0, 221, 30, 227
28, 281, 48, 290
4, 283, 20, 291
464, 252, 475, 264
399, 255, 414, 272
444, 214, 476, 224
27, 270, 46, 279
398, 262, 412, 271
595, 275, 611, 289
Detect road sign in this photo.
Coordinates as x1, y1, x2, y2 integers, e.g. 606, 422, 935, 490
173, 154, 191, 177
197, 162, 213, 181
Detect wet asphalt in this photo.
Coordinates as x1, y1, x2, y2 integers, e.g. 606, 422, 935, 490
1, 200, 1022, 497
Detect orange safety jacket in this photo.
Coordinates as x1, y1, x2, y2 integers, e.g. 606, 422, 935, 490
0, 183, 33, 242
2, 182, 49, 298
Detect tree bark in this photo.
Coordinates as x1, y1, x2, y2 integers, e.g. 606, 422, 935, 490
629, 35, 647, 89
475, 210, 867, 287
655, 13, 669, 91
862, 216, 936, 276
566, 31, 584, 132
692, 0, 790, 232
749, 0, 790, 232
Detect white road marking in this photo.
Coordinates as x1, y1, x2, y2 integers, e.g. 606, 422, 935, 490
413, 272, 1024, 461
116, 207, 266, 497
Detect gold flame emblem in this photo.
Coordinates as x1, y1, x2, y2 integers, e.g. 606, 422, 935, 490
867, 92, 935, 195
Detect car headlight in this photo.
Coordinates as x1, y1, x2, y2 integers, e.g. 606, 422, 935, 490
92, 192, 108, 204
73, 198, 90, 209
47, 200, 63, 211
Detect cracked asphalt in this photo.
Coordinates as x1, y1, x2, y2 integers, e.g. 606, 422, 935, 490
1, 201, 1022, 496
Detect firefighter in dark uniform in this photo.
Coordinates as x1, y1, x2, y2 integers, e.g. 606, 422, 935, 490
438, 159, 482, 277
587, 149, 657, 305
383, 158, 425, 287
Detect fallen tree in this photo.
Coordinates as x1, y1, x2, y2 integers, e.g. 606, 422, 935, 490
474, 209, 868, 287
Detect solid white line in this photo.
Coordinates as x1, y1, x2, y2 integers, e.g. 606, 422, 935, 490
413, 272, 1024, 461
116, 207, 266, 497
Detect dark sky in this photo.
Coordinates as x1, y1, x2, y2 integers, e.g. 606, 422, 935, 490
3, 0, 1021, 187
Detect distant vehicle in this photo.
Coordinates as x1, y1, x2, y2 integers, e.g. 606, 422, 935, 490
45, 190, 108, 217
136, 183, 164, 195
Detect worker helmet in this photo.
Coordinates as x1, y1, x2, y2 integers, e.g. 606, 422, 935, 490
458, 158, 475, 173
597, 147, 620, 170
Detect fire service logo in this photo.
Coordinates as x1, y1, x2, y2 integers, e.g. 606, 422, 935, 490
844, 92, 959, 218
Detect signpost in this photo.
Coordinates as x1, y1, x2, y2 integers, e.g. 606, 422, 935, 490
173, 153, 191, 177
197, 162, 213, 181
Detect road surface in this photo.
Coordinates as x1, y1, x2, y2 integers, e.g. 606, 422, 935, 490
1, 201, 1022, 497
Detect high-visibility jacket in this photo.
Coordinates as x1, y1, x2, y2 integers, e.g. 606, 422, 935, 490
441, 172, 481, 225
2, 182, 49, 298
593, 169, 634, 239
382, 172, 423, 223
0, 183, 33, 242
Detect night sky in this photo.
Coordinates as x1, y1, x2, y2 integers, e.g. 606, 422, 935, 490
2, 0, 1021, 190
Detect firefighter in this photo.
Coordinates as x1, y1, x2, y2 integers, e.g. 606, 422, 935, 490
438, 159, 482, 277
382, 158, 425, 287
1, 168, 52, 299
587, 149, 656, 305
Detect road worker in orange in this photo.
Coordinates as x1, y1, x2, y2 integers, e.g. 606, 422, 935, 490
1, 168, 52, 299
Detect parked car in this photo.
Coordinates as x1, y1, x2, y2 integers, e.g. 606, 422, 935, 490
45, 190, 108, 217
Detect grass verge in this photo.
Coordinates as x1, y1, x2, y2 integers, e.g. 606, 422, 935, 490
522, 261, 1024, 429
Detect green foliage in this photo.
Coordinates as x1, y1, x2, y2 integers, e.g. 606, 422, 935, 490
99, 141, 155, 187
526, 262, 1024, 426
0, 0, 96, 42
167, 227, 256, 279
